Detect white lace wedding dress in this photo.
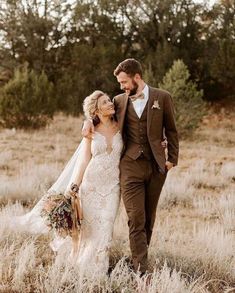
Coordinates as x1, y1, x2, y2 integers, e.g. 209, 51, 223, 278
75, 130, 123, 277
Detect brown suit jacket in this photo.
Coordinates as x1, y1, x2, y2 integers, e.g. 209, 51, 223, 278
113, 86, 179, 172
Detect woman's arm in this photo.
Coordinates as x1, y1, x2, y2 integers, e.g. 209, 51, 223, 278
72, 138, 92, 186
65, 138, 92, 196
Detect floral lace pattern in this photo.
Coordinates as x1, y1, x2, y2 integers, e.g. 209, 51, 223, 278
75, 131, 123, 276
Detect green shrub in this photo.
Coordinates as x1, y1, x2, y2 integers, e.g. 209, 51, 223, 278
159, 59, 206, 137
0, 66, 55, 128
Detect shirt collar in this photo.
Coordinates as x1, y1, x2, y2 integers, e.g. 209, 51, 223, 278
142, 84, 149, 99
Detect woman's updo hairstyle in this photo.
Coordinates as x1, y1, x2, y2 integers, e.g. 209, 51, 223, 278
83, 90, 106, 125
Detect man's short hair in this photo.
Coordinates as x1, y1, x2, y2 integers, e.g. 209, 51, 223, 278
113, 58, 143, 78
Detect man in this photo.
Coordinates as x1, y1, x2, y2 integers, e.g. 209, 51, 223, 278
83, 58, 179, 274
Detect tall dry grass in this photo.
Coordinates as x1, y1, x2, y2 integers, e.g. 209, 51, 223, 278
0, 111, 234, 292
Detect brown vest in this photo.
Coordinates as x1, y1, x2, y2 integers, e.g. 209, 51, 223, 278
124, 99, 153, 160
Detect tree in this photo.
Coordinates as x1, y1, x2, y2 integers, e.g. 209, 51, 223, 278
199, 0, 235, 100
0, 65, 55, 128
0, 0, 233, 116
0, 0, 73, 79
159, 59, 205, 136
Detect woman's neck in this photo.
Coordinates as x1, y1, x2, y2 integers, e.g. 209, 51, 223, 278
99, 115, 113, 127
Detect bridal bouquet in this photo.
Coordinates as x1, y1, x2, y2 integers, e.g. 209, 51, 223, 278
41, 191, 75, 237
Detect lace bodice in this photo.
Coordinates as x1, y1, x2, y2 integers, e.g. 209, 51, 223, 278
79, 131, 123, 197
91, 130, 123, 158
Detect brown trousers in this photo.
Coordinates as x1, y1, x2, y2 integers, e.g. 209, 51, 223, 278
120, 154, 167, 273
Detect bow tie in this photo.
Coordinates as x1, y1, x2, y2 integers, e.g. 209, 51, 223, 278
129, 92, 145, 102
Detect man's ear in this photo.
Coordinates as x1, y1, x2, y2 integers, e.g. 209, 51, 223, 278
134, 73, 141, 81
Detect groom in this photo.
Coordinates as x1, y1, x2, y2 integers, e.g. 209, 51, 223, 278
83, 58, 179, 274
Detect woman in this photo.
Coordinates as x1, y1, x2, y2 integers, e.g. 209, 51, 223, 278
11, 90, 123, 277
65, 90, 123, 276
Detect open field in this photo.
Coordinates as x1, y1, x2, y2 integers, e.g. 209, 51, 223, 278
0, 109, 234, 293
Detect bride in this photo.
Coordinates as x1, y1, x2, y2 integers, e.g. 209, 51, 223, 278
12, 90, 123, 277
69, 90, 123, 276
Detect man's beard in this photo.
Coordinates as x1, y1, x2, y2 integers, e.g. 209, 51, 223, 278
129, 80, 138, 96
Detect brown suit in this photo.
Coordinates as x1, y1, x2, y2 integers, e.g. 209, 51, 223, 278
113, 86, 179, 273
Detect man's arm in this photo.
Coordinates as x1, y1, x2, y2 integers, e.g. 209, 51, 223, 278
163, 93, 179, 168
81, 119, 94, 138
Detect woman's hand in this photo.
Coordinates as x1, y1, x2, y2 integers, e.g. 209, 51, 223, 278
165, 161, 174, 171
64, 183, 79, 198
82, 120, 94, 138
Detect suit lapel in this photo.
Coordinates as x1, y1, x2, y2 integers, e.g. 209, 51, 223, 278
116, 94, 128, 134
147, 86, 156, 134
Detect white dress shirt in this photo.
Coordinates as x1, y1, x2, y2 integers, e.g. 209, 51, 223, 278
131, 84, 149, 118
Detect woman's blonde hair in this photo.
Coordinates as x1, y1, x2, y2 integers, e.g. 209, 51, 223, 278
83, 90, 106, 119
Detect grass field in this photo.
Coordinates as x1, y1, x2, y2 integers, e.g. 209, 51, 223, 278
0, 109, 234, 293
